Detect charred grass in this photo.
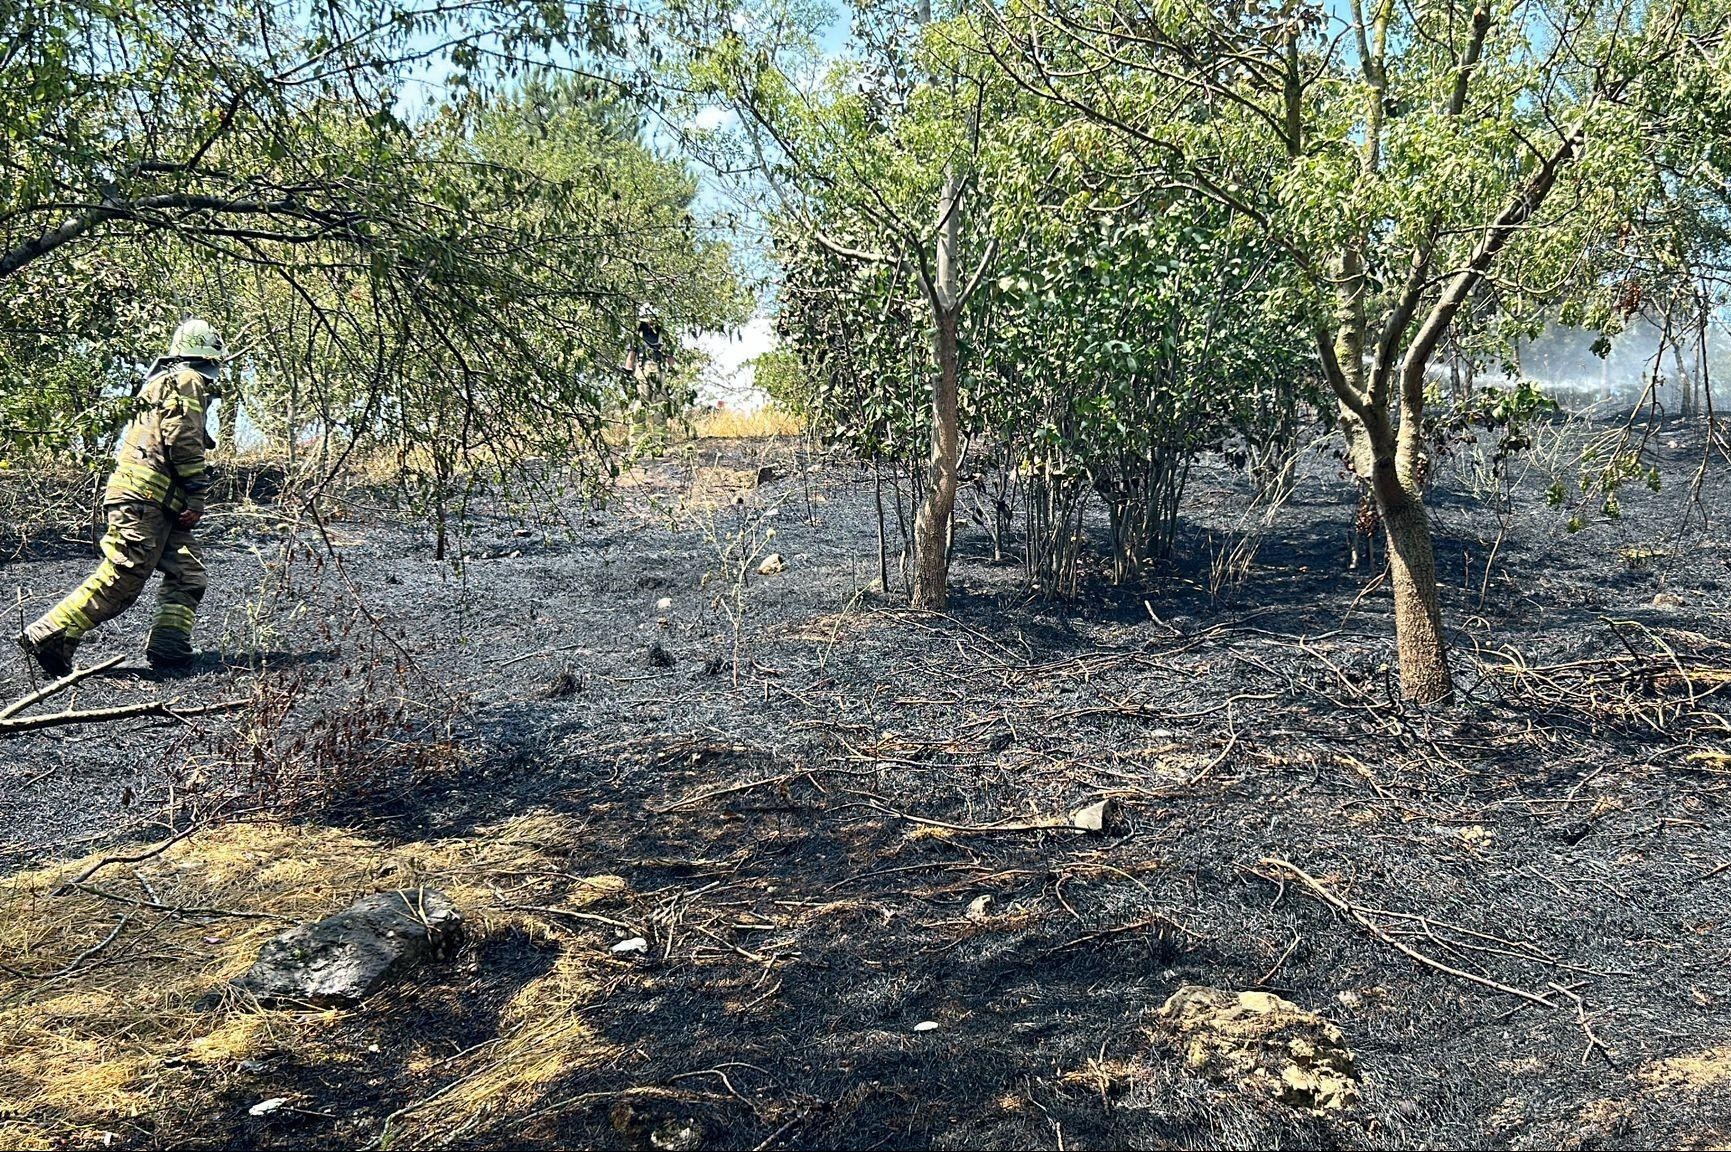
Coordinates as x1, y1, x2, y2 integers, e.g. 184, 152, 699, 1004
1, 424, 1729, 1149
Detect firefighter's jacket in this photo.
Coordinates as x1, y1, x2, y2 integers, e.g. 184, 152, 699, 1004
104, 365, 217, 515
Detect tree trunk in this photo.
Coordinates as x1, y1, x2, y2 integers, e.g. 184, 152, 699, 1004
912, 304, 960, 609
1373, 467, 1453, 703
911, 169, 963, 611
1671, 336, 1694, 418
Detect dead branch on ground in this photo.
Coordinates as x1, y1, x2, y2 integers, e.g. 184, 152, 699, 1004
1259, 857, 1558, 1008
0, 696, 247, 735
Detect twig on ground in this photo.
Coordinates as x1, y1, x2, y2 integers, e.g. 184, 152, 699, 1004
0, 696, 247, 735
497, 903, 638, 931
69, 881, 294, 922
1548, 981, 1615, 1067
0, 911, 133, 980
647, 772, 801, 815
751, 1112, 808, 1152
1259, 857, 1557, 1008
1257, 932, 1302, 986
60, 823, 204, 889
1044, 914, 1203, 955
866, 801, 1085, 835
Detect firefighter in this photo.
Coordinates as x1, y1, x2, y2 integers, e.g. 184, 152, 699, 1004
16, 318, 226, 677
624, 303, 672, 443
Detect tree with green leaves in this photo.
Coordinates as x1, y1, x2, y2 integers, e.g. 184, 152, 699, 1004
990, 0, 1728, 701
674, 0, 1006, 608
1, 0, 745, 540
768, 32, 1316, 600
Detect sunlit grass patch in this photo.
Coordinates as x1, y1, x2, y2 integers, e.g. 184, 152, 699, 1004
692, 405, 803, 439
0, 815, 626, 1149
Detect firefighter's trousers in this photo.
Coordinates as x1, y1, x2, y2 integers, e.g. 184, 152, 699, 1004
26, 503, 207, 662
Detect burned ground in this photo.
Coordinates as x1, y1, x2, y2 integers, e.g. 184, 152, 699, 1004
1, 419, 1729, 1150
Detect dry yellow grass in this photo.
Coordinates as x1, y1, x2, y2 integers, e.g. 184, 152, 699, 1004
1640, 1048, 1731, 1093
0, 814, 627, 1149
692, 405, 803, 439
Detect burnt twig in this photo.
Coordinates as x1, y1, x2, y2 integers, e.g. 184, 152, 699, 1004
1260, 857, 1558, 1008
0, 696, 248, 735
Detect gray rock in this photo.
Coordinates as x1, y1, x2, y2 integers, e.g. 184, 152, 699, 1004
236, 888, 462, 1007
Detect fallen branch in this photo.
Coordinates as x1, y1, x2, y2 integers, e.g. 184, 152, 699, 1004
60, 822, 204, 889
0, 654, 125, 720
751, 1113, 808, 1152
496, 903, 638, 931
869, 801, 1083, 835
1259, 857, 1557, 1009
647, 772, 801, 815
0, 696, 247, 735
1044, 914, 1204, 956
0, 912, 133, 981
1548, 980, 1615, 1067
69, 881, 295, 922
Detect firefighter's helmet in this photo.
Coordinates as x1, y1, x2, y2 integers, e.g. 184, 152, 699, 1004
168, 318, 227, 361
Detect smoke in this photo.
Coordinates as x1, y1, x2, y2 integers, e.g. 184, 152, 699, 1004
1462, 317, 1726, 413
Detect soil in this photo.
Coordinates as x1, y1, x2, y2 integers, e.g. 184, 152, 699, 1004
2, 416, 1729, 1151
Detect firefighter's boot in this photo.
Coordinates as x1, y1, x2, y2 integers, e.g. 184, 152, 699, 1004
144, 602, 197, 670
16, 623, 79, 679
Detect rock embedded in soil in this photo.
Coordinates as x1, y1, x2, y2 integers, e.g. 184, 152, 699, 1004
236, 888, 463, 1007
1156, 985, 1359, 1113
758, 553, 787, 575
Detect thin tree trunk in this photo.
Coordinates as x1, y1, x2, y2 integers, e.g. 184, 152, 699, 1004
913, 305, 960, 609
1373, 467, 1452, 703
1671, 335, 1694, 418
874, 457, 889, 593
912, 170, 963, 611
218, 396, 238, 458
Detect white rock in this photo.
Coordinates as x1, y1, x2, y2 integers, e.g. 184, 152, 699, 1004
611, 937, 650, 954
913, 1020, 940, 1032
657, 597, 672, 610
758, 553, 787, 575
966, 895, 993, 919
249, 1098, 288, 1117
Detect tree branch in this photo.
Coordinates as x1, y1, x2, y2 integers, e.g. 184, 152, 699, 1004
0, 697, 248, 735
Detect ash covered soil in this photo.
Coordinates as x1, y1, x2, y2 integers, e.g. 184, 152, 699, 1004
3, 420, 1730, 1150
